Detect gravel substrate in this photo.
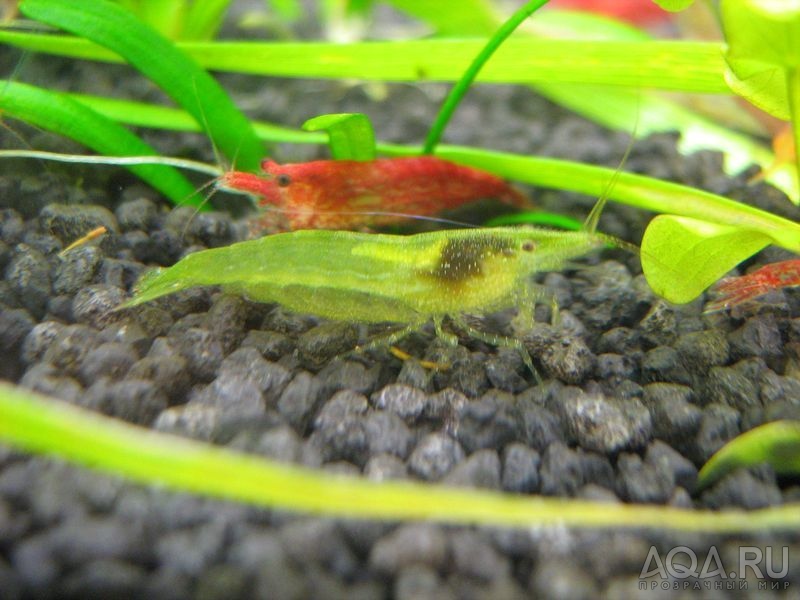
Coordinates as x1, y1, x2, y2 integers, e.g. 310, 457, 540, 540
2, 12, 800, 598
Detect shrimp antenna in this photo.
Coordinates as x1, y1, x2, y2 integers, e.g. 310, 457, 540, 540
583, 104, 640, 235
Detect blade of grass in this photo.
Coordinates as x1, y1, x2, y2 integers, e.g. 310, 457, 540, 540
19, 0, 263, 171
698, 421, 800, 490
182, 0, 236, 40
0, 80, 202, 206
423, 0, 549, 154
2, 381, 799, 532
302, 112, 376, 160
0, 30, 728, 92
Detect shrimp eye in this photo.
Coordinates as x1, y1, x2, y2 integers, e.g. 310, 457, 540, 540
276, 173, 292, 187
521, 241, 536, 252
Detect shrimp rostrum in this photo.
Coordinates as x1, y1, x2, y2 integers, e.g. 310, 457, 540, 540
121, 226, 615, 378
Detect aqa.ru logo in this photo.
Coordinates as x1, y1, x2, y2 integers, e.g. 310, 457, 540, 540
639, 546, 790, 592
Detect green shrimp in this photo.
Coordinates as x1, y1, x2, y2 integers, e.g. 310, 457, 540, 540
122, 221, 617, 378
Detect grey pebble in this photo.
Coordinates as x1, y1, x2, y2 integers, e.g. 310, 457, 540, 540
78, 341, 138, 384
395, 566, 453, 600
645, 439, 697, 492
241, 329, 294, 361
276, 371, 322, 433
443, 448, 501, 490
318, 359, 381, 397
38, 203, 118, 244
218, 347, 291, 401
280, 519, 359, 579
155, 521, 228, 578
641, 383, 701, 446
692, 403, 741, 463
62, 559, 147, 600
206, 294, 250, 354
408, 432, 465, 481
729, 313, 784, 369
115, 197, 158, 232
559, 391, 651, 454
641, 346, 692, 385
42, 323, 101, 375
702, 469, 783, 510
184, 211, 235, 248
450, 530, 510, 581
364, 453, 408, 481
310, 390, 369, 465
529, 558, 598, 600
6, 244, 51, 319
173, 327, 224, 381
674, 328, 730, 377
127, 352, 190, 401
539, 442, 614, 496
98, 257, 144, 291
370, 383, 427, 424
19, 363, 84, 404
395, 358, 433, 392
615, 453, 674, 503
370, 524, 448, 574
297, 321, 359, 368
0, 308, 33, 380
53, 245, 102, 295
83, 378, 168, 424
455, 390, 521, 453
364, 411, 413, 458
501, 442, 540, 493
190, 372, 265, 418
71, 284, 125, 329
704, 362, 760, 410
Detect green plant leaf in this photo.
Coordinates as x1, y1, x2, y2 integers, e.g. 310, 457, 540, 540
640, 215, 772, 304
721, 0, 800, 120
386, 0, 501, 36
698, 420, 800, 490
0, 80, 201, 206
302, 113, 376, 160
2, 381, 800, 532
651, 0, 694, 11
182, 0, 236, 40
19, 0, 263, 171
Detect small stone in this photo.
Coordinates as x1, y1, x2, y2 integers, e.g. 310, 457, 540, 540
443, 449, 501, 490
525, 324, 595, 384
642, 383, 701, 446
280, 519, 359, 579
371, 384, 427, 424
517, 398, 564, 452
615, 453, 673, 503
645, 440, 697, 492
277, 371, 322, 433
729, 313, 784, 369
370, 524, 448, 574
6, 244, 51, 318
42, 324, 101, 375
539, 442, 614, 496
454, 390, 521, 453
501, 443, 540, 493
19, 363, 83, 404
318, 359, 381, 396
641, 346, 692, 385
704, 363, 760, 410
365, 454, 408, 481
78, 342, 138, 384
451, 530, 510, 582
702, 469, 782, 510
0, 308, 33, 379
692, 403, 741, 463
297, 321, 359, 368
206, 294, 249, 354
218, 347, 292, 402
38, 204, 118, 244
127, 353, 190, 401
190, 372, 265, 418
115, 197, 158, 231
53, 245, 102, 295
408, 432, 465, 481
559, 392, 652, 453
675, 329, 730, 375
173, 327, 224, 381
21, 320, 63, 365
184, 211, 235, 248
240, 329, 294, 361
364, 411, 413, 458
310, 390, 369, 465
72, 284, 125, 329
83, 378, 168, 424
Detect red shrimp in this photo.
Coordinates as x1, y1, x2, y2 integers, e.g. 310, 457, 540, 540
705, 259, 800, 313
217, 156, 530, 231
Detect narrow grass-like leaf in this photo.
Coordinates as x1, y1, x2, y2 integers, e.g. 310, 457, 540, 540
2, 382, 800, 532
423, 0, 548, 154
19, 0, 263, 171
0, 80, 201, 206
302, 113, 376, 160
698, 421, 800, 490
182, 0, 235, 40
386, 0, 501, 36
640, 216, 772, 304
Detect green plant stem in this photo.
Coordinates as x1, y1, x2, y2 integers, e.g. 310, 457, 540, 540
788, 67, 800, 191
2, 382, 799, 532
422, 0, 549, 154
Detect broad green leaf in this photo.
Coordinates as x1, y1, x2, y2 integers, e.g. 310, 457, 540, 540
0, 80, 201, 206
19, 0, 264, 171
302, 113, 376, 160
720, 0, 800, 120
2, 382, 800, 532
652, 0, 694, 11
698, 421, 800, 490
641, 215, 772, 304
